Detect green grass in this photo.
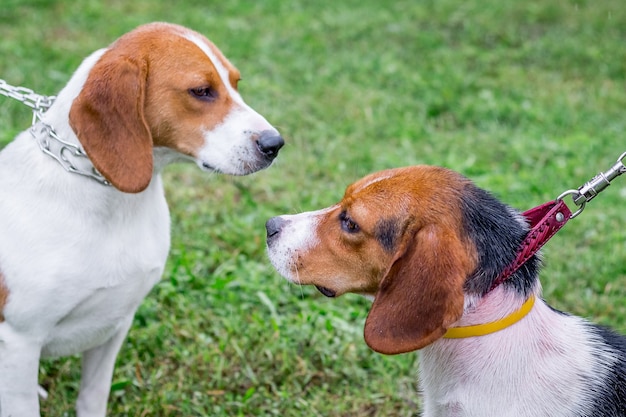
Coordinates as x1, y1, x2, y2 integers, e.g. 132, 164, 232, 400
1, 0, 626, 415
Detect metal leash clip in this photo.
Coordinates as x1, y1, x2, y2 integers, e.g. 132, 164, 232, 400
557, 151, 626, 218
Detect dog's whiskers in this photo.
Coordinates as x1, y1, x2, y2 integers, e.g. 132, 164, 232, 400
293, 263, 306, 300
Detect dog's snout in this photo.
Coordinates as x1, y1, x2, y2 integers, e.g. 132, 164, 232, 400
256, 130, 284, 160
265, 216, 287, 243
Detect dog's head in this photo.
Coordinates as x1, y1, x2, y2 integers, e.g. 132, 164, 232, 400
68, 22, 283, 193
266, 166, 538, 354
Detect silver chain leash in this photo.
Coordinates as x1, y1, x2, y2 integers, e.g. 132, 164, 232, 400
0, 78, 56, 115
1, 78, 110, 186
557, 151, 626, 218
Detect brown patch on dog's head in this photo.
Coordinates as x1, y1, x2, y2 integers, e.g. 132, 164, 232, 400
69, 23, 240, 193
0, 269, 7, 322
282, 166, 478, 354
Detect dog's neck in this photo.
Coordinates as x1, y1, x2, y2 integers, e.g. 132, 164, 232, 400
417, 285, 614, 417
35, 48, 189, 189
456, 285, 538, 328
417, 287, 540, 414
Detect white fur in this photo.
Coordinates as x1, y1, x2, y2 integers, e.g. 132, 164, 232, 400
196, 106, 277, 175
0, 27, 279, 417
266, 208, 332, 281
420, 287, 617, 417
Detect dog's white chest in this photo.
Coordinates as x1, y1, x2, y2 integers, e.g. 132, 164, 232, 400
0, 163, 171, 357
47, 201, 169, 357
418, 300, 616, 417
41, 259, 166, 358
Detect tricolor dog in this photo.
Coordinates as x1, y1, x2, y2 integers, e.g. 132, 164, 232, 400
266, 166, 626, 417
0, 22, 283, 417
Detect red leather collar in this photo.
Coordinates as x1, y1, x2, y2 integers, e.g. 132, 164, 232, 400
488, 151, 625, 292
489, 199, 572, 292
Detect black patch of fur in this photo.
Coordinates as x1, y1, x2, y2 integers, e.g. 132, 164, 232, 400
459, 183, 540, 297
586, 325, 626, 416
375, 217, 400, 252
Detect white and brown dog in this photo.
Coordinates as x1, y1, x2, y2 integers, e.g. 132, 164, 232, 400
266, 166, 626, 417
0, 22, 283, 417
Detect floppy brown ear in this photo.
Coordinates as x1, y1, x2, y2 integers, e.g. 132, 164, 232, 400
364, 224, 470, 354
69, 52, 153, 193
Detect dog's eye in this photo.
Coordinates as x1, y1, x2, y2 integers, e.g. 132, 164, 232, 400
189, 86, 218, 102
340, 211, 360, 233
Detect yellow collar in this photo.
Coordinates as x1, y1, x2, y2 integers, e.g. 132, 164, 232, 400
443, 296, 535, 339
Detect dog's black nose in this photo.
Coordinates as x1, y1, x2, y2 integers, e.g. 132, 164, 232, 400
266, 216, 287, 243
257, 130, 284, 160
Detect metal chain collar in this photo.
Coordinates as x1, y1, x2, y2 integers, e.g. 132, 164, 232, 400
0, 78, 110, 186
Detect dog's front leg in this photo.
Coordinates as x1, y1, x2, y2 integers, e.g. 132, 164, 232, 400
76, 317, 134, 417
0, 325, 42, 417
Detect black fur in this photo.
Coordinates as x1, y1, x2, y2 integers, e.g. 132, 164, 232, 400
459, 182, 540, 298
587, 325, 626, 416
375, 217, 401, 252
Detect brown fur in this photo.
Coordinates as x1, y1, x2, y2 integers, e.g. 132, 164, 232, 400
290, 166, 478, 354
364, 222, 473, 354
0, 269, 7, 322
69, 23, 238, 193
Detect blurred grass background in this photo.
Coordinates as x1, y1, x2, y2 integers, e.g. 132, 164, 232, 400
1, 0, 625, 416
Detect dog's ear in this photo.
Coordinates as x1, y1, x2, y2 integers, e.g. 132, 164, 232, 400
364, 224, 470, 354
69, 52, 153, 193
